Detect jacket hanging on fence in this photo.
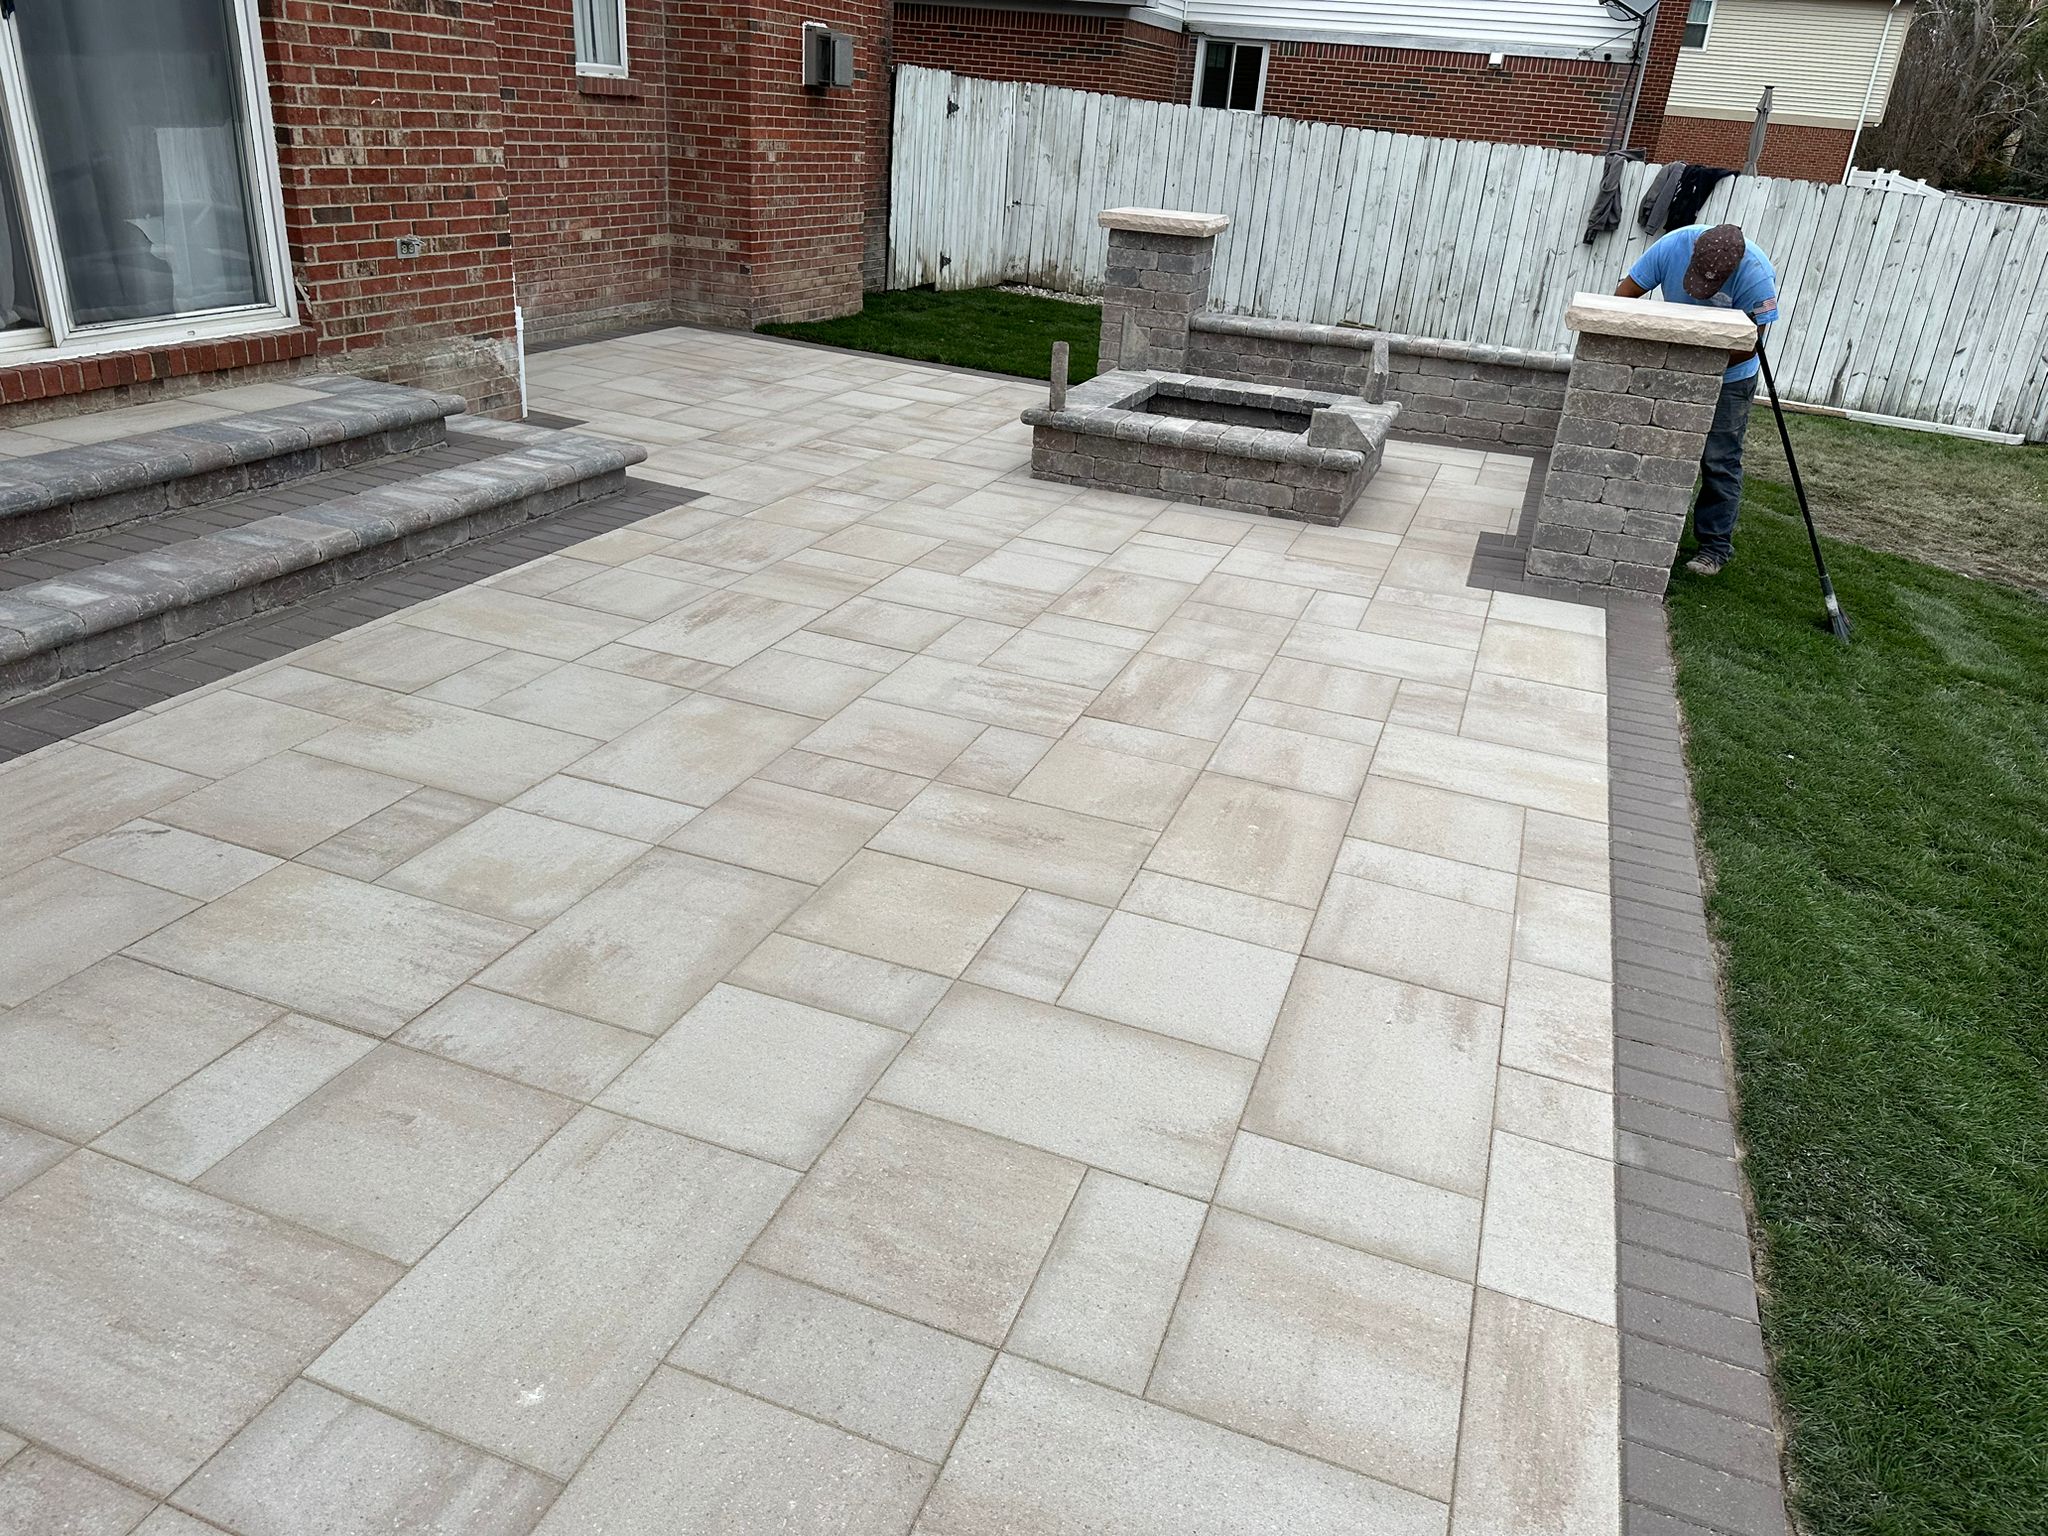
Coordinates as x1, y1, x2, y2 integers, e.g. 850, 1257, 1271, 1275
1638, 162, 1685, 234
1584, 150, 1645, 244
1667, 165, 1739, 228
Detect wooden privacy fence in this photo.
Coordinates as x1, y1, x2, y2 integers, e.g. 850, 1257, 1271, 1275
889, 65, 2048, 440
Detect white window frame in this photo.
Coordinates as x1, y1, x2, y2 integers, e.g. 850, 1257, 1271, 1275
1681, 0, 1716, 50
574, 0, 630, 79
0, 0, 297, 364
1191, 37, 1266, 114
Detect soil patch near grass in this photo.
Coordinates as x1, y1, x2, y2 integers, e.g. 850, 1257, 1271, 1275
1750, 410, 2048, 596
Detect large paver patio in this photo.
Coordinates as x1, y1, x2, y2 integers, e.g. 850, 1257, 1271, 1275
0, 329, 1620, 1533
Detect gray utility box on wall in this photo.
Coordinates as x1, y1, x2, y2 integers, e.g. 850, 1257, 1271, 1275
801, 23, 854, 88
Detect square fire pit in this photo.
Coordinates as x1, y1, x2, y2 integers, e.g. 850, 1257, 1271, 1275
1023, 370, 1399, 526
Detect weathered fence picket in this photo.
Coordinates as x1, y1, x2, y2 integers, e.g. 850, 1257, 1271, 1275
888, 65, 2048, 439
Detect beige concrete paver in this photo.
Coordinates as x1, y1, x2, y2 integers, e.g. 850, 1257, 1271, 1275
874, 982, 1254, 1199
196, 1044, 573, 1262
673, 1263, 993, 1461
1005, 1170, 1207, 1394
0, 1447, 156, 1535
177, 1380, 557, 1536
531, 1368, 933, 1536
0, 1153, 399, 1495
1153, 1208, 1473, 1500
476, 848, 808, 1033
914, 1355, 1449, 1535
751, 1101, 1082, 1346
0, 956, 278, 1138
1060, 910, 1297, 1058
309, 1110, 794, 1478
0, 331, 1624, 1530
92, 1012, 375, 1180
597, 983, 899, 1167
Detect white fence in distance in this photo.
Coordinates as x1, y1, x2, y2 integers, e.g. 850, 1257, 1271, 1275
888, 66, 2048, 440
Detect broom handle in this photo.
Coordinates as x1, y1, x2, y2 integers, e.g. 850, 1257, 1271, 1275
1755, 336, 1834, 595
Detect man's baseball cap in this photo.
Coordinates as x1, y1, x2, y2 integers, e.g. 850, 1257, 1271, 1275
1684, 224, 1747, 299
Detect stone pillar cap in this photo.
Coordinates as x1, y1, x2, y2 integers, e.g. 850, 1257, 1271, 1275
1098, 208, 1231, 237
1566, 292, 1755, 349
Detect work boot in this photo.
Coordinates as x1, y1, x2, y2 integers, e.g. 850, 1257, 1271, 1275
1685, 552, 1728, 577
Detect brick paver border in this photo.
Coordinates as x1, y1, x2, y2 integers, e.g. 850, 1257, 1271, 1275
1473, 472, 1794, 1536
0, 477, 694, 762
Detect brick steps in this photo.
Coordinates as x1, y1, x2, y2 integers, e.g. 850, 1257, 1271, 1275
0, 413, 644, 701
0, 376, 468, 555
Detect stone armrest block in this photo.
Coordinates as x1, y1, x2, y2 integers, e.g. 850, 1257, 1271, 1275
1306, 400, 1401, 452
1188, 313, 1573, 373
1097, 208, 1230, 237
0, 376, 466, 522
1565, 292, 1756, 350
0, 427, 644, 670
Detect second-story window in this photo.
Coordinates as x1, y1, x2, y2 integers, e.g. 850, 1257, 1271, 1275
1683, 0, 1715, 49
1195, 39, 1265, 113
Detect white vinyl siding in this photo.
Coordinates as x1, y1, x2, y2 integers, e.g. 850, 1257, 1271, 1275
1164, 1, 1644, 59
1667, 0, 1915, 126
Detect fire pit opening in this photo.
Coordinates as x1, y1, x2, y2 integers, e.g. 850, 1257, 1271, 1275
1140, 386, 1313, 435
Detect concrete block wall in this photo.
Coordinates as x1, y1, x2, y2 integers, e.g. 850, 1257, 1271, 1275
1526, 331, 1728, 595
1098, 228, 1218, 374
1029, 421, 1363, 527
1186, 316, 1569, 449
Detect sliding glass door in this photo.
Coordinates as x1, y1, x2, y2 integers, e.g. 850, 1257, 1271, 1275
0, 0, 293, 358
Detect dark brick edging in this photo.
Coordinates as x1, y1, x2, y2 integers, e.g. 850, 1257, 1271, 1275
1469, 474, 1794, 1536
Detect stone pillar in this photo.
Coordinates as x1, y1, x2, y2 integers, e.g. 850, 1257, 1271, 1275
1096, 208, 1231, 373
1525, 293, 1756, 596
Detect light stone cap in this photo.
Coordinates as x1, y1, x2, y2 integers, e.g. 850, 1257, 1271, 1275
1098, 208, 1230, 237
1566, 292, 1756, 349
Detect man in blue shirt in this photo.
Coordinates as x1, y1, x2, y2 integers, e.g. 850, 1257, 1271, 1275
1616, 223, 1778, 576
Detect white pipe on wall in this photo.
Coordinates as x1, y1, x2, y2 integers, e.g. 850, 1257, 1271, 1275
1843, 0, 1904, 183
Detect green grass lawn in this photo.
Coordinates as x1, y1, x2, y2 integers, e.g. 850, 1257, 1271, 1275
759, 287, 1101, 383
1668, 461, 2048, 1534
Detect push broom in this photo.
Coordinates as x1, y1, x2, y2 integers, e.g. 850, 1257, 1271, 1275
1754, 336, 1852, 644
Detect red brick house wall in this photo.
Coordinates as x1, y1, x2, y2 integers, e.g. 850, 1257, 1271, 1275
498, 0, 675, 345
1259, 44, 1629, 152
1655, 115, 1853, 184
669, 0, 894, 328
4, 0, 893, 417
895, 5, 1187, 101
261, 0, 523, 415
1631, 0, 1689, 156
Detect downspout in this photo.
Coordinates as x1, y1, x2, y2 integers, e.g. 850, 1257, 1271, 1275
1844, 0, 1906, 182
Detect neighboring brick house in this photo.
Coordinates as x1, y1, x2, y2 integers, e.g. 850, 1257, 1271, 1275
0, 0, 891, 419
896, 0, 1919, 183
896, 0, 1693, 154
1654, 0, 1916, 182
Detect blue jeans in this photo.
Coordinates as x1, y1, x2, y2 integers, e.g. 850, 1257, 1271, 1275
1692, 374, 1756, 562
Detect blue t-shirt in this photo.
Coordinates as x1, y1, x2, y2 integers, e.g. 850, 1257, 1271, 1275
1626, 226, 1778, 382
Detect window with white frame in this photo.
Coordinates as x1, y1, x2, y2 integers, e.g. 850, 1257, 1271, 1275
573, 0, 628, 76
0, 0, 294, 359
1194, 39, 1265, 113
1682, 0, 1715, 49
